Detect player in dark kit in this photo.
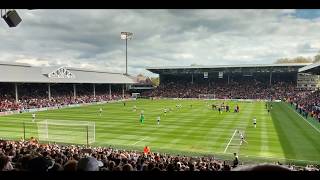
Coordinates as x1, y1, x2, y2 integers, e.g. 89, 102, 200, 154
226, 105, 230, 112
124, 102, 126, 106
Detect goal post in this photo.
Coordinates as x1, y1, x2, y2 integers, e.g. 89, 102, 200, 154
36, 119, 95, 146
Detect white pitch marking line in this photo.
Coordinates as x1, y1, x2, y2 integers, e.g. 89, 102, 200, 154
224, 129, 237, 153
131, 136, 149, 145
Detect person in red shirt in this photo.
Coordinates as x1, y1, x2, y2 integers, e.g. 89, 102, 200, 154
143, 146, 150, 154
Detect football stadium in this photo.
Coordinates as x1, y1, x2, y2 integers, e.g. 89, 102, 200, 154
1, 9, 320, 171
1, 61, 320, 171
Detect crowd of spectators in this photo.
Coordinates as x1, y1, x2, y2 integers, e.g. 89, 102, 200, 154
0, 138, 318, 171
0, 83, 132, 112
0, 91, 130, 112
288, 90, 320, 122
143, 80, 297, 100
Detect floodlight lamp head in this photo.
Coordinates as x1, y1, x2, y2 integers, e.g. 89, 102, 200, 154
120, 32, 133, 40
1, 9, 22, 28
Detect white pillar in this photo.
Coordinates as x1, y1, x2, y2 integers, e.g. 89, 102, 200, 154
93, 84, 96, 97
73, 84, 77, 99
122, 84, 125, 99
109, 84, 111, 99
48, 83, 51, 99
14, 83, 18, 103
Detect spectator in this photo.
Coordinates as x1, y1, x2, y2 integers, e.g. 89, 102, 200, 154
77, 157, 99, 171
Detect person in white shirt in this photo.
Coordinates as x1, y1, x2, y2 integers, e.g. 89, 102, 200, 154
32, 113, 36, 122
157, 116, 161, 125
253, 117, 257, 128
99, 108, 103, 116
239, 131, 248, 145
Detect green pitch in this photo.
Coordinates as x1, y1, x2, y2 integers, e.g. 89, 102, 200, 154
0, 99, 320, 165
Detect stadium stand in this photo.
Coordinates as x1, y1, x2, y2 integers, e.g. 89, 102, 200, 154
0, 138, 319, 171
0, 62, 135, 113
1, 62, 320, 171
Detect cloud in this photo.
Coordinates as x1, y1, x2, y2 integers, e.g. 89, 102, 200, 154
15, 58, 50, 66
0, 9, 320, 77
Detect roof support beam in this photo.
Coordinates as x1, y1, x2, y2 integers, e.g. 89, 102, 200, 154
93, 84, 96, 97
122, 84, 125, 99
109, 84, 111, 100
269, 72, 272, 86
73, 84, 77, 100
191, 74, 193, 84
14, 83, 18, 103
48, 83, 51, 100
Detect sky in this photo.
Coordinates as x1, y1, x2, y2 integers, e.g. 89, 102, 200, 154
1, 9, 320, 77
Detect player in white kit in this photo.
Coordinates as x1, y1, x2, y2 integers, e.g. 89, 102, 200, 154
239, 131, 248, 145
32, 113, 36, 122
99, 108, 103, 116
253, 117, 257, 128
157, 116, 160, 125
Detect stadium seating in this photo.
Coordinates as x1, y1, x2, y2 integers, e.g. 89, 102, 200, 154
0, 83, 130, 112
0, 138, 318, 171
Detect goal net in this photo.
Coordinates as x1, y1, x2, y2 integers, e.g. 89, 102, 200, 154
198, 94, 216, 99
37, 119, 95, 145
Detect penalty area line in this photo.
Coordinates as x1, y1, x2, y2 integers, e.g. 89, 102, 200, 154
131, 136, 149, 145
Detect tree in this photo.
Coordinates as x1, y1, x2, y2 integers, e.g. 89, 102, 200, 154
150, 77, 159, 86
274, 58, 290, 64
314, 52, 320, 63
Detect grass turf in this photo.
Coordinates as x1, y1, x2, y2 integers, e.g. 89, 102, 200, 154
0, 99, 319, 165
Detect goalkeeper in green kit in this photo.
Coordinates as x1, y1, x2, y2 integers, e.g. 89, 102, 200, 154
140, 110, 145, 124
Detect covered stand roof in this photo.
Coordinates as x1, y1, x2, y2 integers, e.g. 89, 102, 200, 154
147, 63, 311, 74
0, 62, 136, 84
298, 62, 320, 75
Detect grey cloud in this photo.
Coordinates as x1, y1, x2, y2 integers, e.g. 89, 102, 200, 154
0, 9, 320, 77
